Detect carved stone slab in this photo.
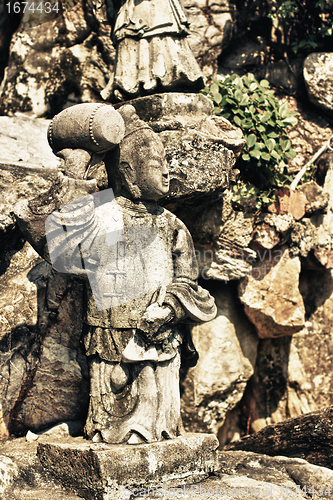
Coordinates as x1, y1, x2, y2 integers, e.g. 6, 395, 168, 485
37, 433, 219, 500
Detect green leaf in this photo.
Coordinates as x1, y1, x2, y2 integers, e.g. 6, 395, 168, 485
210, 83, 219, 95
247, 134, 257, 148
235, 89, 244, 102
241, 94, 250, 105
282, 117, 298, 126
260, 79, 270, 88
280, 139, 291, 151
249, 149, 261, 159
279, 102, 290, 118
234, 115, 242, 127
242, 119, 254, 129
285, 149, 297, 159
242, 153, 251, 161
267, 131, 279, 138
265, 138, 276, 151
271, 150, 280, 161
261, 111, 272, 123
261, 152, 271, 161
234, 108, 246, 117
221, 96, 228, 106
213, 92, 222, 104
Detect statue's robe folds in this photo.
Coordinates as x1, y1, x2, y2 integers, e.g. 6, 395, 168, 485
15, 178, 216, 443
103, 0, 204, 99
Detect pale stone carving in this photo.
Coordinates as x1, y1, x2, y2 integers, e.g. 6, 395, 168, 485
101, 0, 204, 101
15, 102, 217, 444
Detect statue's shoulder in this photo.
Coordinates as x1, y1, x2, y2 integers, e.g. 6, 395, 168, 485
93, 198, 123, 232
159, 206, 188, 231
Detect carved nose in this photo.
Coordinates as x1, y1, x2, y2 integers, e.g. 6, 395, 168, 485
162, 162, 169, 177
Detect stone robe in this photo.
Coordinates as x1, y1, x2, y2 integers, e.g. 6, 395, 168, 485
102, 0, 204, 99
15, 179, 216, 443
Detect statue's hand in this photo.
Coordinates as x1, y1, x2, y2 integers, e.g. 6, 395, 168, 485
137, 303, 173, 335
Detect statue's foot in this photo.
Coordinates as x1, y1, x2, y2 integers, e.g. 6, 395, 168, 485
92, 432, 102, 443
127, 432, 145, 445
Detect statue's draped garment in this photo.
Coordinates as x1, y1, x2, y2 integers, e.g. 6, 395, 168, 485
106, 0, 204, 98
16, 178, 216, 443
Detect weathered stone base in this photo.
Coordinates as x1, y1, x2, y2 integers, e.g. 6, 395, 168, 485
37, 433, 219, 500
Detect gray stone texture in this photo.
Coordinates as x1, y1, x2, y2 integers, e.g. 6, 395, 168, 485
2, 435, 333, 499
181, 283, 258, 435
37, 433, 219, 499
238, 246, 305, 339
304, 53, 333, 119
0, 0, 234, 115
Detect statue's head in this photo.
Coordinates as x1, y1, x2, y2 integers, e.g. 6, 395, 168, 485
105, 105, 170, 201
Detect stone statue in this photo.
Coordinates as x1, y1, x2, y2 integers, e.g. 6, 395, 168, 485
101, 0, 204, 101
15, 102, 217, 445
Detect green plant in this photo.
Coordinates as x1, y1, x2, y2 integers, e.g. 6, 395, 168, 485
267, 0, 333, 55
201, 73, 298, 211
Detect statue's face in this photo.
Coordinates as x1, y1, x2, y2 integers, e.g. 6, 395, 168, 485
133, 134, 170, 201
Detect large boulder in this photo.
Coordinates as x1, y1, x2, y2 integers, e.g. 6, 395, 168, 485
0, 1, 114, 116
181, 283, 258, 434
0, 115, 56, 166
183, 0, 234, 78
2, 435, 333, 499
0, 240, 89, 437
304, 53, 333, 120
238, 246, 305, 338
226, 406, 333, 470
244, 267, 333, 434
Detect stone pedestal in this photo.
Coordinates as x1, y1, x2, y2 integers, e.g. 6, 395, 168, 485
37, 433, 219, 500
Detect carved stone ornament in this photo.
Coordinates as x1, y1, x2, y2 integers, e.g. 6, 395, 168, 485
14, 102, 217, 445
101, 0, 205, 101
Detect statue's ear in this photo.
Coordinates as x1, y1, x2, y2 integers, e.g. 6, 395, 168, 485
118, 161, 141, 199
119, 161, 136, 185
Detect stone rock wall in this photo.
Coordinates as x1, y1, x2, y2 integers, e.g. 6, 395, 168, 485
0, 0, 235, 116
0, 0, 333, 457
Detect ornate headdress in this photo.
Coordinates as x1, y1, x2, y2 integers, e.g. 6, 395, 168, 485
117, 105, 153, 140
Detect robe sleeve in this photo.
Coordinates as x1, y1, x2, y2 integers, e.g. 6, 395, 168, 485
14, 172, 99, 277
163, 219, 217, 323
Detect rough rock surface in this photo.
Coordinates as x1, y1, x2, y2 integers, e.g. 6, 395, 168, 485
14, 270, 89, 434
0, 455, 19, 497
0, 115, 56, 167
304, 53, 333, 119
37, 434, 219, 498
0, 238, 89, 438
290, 161, 333, 264
0, 1, 114, 116
0, 163, 57, 237
2, 435, 333, 500
181, 283, 258, 435
244, 268, 333, 434
219, 39, 268, 74
0, 241, 42, 440
226, 406, 333, 470
0, 0, 234, 116
183, 0, 234, 78
238, 246, 305, 338
284, 97, 332, 176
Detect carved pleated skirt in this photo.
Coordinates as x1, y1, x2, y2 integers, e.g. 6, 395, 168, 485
105, 35, 204, 100
84, 351, 184, 444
